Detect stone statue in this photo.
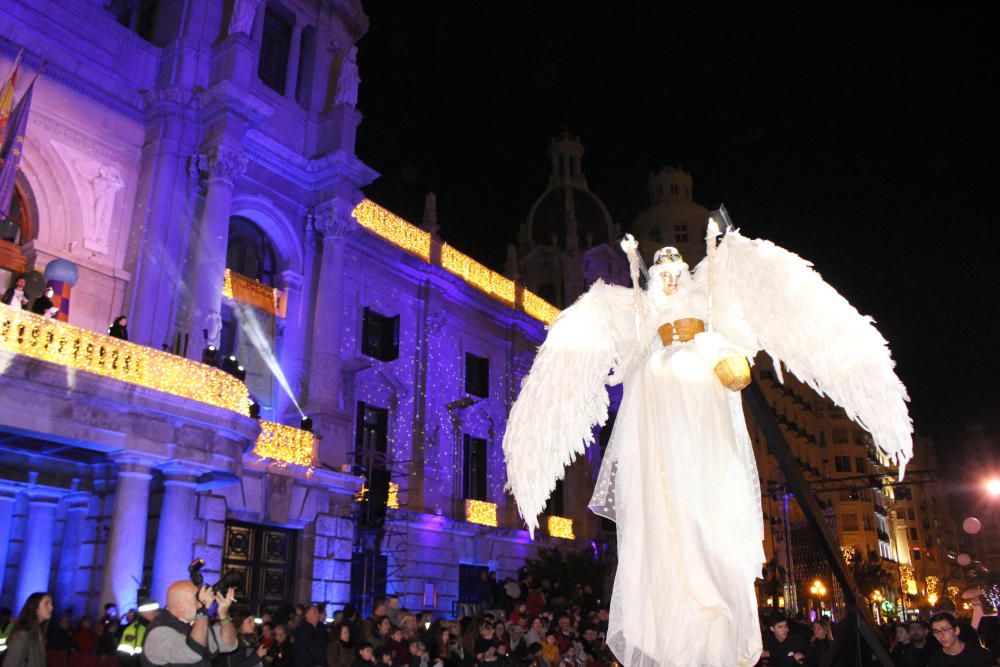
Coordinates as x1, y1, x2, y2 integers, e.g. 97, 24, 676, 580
333, 47, 360, 107
228, 0, 260, 37
90, 165, 124, 248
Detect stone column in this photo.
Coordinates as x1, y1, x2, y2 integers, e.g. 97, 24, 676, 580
285, 20, 304, 100
100, 462, 153, 610
276, 269, 305, 422
14, 495, 59, 611
150, 470, 198, 605
54, 494, 90, 613
0, 488, 18, 602
305, 204, 354, 464
187, 145, 246, 353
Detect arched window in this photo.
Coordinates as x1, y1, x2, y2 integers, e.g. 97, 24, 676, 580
226, 216, 277, 286
0, 182, 34, 274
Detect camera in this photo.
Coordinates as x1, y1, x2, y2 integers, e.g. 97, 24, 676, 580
188, 558, 244, 597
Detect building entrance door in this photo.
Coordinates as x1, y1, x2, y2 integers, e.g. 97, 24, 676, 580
223, 520, 297, 615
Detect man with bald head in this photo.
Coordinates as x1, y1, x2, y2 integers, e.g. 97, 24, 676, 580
140, 580, 238, 667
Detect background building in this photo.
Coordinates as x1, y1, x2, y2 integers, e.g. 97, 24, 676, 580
0, 0, 586, 618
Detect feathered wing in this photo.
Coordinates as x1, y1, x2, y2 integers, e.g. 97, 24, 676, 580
503, 280, 637, 536
708, 229, 913, 472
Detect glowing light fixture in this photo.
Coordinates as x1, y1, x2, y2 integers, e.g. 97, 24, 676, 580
253, 420, 316, 467
547, 515, 575, 539
465, 499, 498, 527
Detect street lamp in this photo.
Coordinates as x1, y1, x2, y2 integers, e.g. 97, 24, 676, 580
810, 579, 827, 597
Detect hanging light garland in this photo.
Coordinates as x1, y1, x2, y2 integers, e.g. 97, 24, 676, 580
0, 308, 248, 414
547, 515, 575, 539
253, 420, 316, 467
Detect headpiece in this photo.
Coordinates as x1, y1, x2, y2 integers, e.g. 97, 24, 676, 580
652, 246, 684, 266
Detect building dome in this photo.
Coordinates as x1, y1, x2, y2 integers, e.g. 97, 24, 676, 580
632, 166, 710, 265
523, 133, 614, 250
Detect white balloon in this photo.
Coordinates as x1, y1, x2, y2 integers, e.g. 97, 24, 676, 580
963, 517, 983, 535
957, 553, 972, 566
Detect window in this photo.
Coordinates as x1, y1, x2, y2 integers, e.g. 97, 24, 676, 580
907, 508, 915, 520
227, 217, 277, 285
863, 515, 874, 531
361, 308, 400, 361
544, 479, 565, 516
463, 435, 488, 501
832, 428, 849, 444
355, 402, 389, 464
258, 7, 293, 93
465, 353, 489, 398
912, 548, 921, 561
841, 514, 859, 532
853, 429, 867, 445
670, 184, 679, 196
909, 527, 918, 541
674, 224, 689, 243
834, 456, 851, 473
458, 564, 489, 603
855, 457, 866, 474
819, 431, 827, 447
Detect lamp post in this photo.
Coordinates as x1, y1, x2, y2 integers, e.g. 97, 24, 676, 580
871, 589, 885, 624
810, 579, 828, 619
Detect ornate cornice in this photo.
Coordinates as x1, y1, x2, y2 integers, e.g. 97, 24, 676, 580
243, 130, 379, 190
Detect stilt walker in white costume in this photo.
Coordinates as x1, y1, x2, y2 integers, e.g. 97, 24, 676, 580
502, 211, 912, 667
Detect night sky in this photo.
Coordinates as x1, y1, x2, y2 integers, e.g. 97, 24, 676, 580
355, 3, 998, 449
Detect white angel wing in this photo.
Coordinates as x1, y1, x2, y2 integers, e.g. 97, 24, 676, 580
705, 229, 913, 472
503, 280, 637, 536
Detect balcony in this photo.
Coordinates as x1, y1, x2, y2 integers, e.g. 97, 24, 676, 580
464, 499, 498, 527
0, 307, 258, 471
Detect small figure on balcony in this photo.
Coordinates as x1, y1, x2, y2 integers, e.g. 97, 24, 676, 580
108, 315, 129, 341
2, 276, 29, 309
503, 213, 912, 667
31, 286, 58, 319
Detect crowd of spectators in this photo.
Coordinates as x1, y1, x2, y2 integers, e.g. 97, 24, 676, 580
3, 574, 1000, 667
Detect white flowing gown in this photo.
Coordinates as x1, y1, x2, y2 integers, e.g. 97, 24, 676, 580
589, 288, 765, 667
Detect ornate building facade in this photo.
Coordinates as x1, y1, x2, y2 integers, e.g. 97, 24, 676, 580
0, 0, 584, 618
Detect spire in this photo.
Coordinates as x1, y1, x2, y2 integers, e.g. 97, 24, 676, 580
420, 191, 439, 236
547, 131, 588, 190
504, 244, 519, 281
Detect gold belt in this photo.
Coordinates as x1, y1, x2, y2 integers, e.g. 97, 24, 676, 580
657, 318, 706, 346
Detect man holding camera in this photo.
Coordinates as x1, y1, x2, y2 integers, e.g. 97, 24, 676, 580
140, 580, 238, 667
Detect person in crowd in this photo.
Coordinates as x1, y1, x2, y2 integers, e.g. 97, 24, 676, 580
221, 613, 267, 667
806, 618, 834, 665
891, 623, 913, 664
47, 613, 74, 667
72, 616, 100, 667
140, 580, 237, 666
293, 604, 327, 667
2, 276, 29, 309
31, 286, 58, 318
97, 603, 120, 665
384, 626, 409, 667
4, 591, 53, 667
341, 605, 363, 649
527, 643, 548, 667
369, 617, 392, 652
376, 646, 395, 667
477, 572, 495, 614
904, 620, 940, 667
508, 604, 527, 629
760, 613, 809, 667
363, 600, 389, 644
928, 613, 994, 667
385, 598, 401, 628
540, 633, 560, 666
265, 625, 292, 667
407, 640, 428, 667
473, 622, 500, 666
259, 623, 274, 651
109, 316, 128, 341
351, 643, 377, 667
327, 623, 355, 667
507, 624, 529, 662
553, 616, 575, 654
524, 617, 545, 648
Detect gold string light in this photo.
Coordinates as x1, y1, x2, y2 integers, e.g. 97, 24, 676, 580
547, 515, 575, 539
253, 420, 316, 467
222, 269, 286, 317
352, 200, 559, 324
465, 499, 498, 527
354, 481, 400, 509
0, 308, 248, 414
899, 564, 918, 596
